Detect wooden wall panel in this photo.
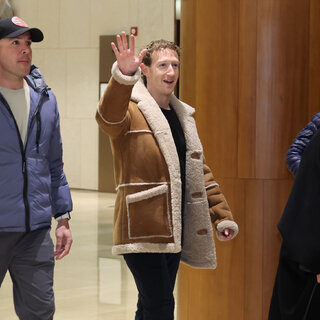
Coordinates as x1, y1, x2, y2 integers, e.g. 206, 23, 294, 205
243, 180, 264, 319
178, 0, 314, 319
255, 0, 309, 179
308, 0, 320, 118
195, 1, 239, 178
238, 0, 258, 179
179, 0, 197, 107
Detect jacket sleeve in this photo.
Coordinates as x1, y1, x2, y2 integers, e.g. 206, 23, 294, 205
48, 93, 73, 215
95, 62, 141, 138
203, 159, 239, 241
286, 112, 320, 176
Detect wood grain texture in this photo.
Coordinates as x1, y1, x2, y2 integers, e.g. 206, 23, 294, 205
308, 0, 320, 118
255, 0, 309, 179
179, 0, 197, 107
238, 0, 258, 179
177, 0, 314, 319
195, 0, 239, 179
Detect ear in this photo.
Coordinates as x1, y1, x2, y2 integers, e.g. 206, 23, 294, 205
140, 63, 148, 77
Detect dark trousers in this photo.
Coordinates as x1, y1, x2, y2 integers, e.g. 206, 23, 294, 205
123, 252, 181, 320
0, 228, 55, 320
269, 244, 320, 320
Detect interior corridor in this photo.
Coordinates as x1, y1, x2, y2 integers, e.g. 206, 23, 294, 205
0, 189, 169, 320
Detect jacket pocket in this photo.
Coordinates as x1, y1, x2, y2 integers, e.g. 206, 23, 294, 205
126, 184, 172, 239
184, 199, 214, 248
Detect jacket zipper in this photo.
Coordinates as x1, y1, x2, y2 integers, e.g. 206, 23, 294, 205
0, 91, 46, 232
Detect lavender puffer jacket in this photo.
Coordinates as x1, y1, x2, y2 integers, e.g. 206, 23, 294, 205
0, 65, 72, 232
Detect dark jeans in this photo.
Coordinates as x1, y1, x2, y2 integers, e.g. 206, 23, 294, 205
123, 252, 181, 320
269, 244, 320, 320
0, 228, 55, 320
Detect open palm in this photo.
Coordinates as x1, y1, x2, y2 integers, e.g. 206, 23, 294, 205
111, 32, 147, 76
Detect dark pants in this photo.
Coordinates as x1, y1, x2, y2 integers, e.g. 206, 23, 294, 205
123, 252, 181, 320
0, 228, 55, 320
269, 244, 320, 320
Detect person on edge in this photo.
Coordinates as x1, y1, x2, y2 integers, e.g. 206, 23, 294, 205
95, 32, 239, 320
269, 131, 320, 319
0, 16, 72, 320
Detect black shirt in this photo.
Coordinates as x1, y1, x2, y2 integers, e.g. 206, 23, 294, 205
161, 106, 186, 243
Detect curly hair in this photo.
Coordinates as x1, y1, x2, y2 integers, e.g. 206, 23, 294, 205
141, 39, 180, 85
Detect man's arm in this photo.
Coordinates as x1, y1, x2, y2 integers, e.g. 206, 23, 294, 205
95, 32, 147, 137
203, 160, 239, 241
286, 113, 320, 176
48, 96, 73, 260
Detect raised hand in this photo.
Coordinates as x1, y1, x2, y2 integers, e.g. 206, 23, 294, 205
111, 32, 147, 76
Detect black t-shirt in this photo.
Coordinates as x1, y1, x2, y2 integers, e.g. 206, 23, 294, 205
161, 106, 186, 243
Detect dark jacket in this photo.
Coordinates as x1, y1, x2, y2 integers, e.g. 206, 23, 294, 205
286, 113, 320, 176
0, 65, 72, 232
279, 128, 320, 273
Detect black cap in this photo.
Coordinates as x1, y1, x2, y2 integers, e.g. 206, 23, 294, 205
0, 16, 43, 42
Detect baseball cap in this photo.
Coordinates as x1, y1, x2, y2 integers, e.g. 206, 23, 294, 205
0, 16, 43, 42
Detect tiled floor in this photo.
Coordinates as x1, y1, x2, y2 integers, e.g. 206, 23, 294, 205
0, 190, 142, 320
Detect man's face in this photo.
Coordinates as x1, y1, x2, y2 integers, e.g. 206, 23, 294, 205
142, 48, 180, 100
0, 32, 32, 83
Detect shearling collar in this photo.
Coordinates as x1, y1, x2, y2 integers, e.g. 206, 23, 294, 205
131, 78, 195, 118
131, 79, 201, 151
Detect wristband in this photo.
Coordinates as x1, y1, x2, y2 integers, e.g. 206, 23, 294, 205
55, 212, 71, 221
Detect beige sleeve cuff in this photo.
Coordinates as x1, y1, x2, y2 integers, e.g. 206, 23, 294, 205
216, 220, 239, 241
111, 61, 141, 85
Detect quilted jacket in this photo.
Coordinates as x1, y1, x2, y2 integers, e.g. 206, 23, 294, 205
0, 65, 72, 232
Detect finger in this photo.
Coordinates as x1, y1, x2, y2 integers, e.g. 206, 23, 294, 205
129, 34, 135, 51
138, 48, 148, 63
111, 42, 119, 58
116, 34, 123, 52
56, 249, 67, 260
121, 31, 128, 50
55, 247, 65, 260
54, 246, 63, 257
55, 240, 72, 260
222, 228, 229, 237
64, 238, 73, 255
55, 239, 62, 255
55, 249, 63, 259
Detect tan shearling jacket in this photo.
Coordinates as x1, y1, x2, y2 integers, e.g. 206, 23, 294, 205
96, 62, 238, 269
